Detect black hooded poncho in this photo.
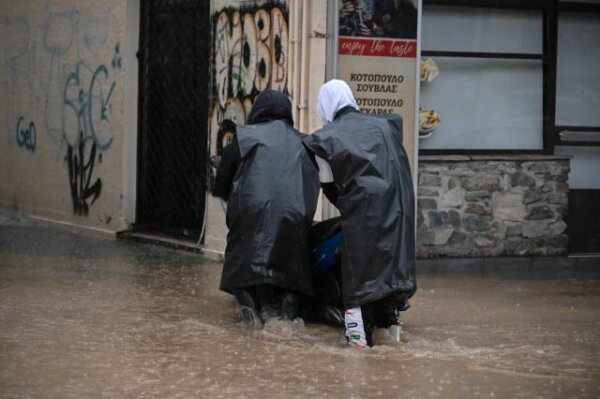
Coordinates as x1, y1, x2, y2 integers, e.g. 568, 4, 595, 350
303, 108, 416, 309
219, 90, 320, 296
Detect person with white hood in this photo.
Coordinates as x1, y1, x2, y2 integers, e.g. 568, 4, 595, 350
303, 79, 416, 348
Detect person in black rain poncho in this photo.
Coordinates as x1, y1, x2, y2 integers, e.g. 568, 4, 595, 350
213, 90, 320, 325
303, 79, 416, 348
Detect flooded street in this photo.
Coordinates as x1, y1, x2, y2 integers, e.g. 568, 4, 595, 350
1, 218, 599, 398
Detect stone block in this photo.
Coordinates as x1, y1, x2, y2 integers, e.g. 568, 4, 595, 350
492, 192, 527, 222
447, 230, 467, 244
466, 203, 489, 215
463, 215, 490, 232
505, 223, 523, 236
418, 187, 439, 197
418, 198, 437, 210
504, 237, 538, 255
549, 220, 567, 235
535, 234, 568, 254
420, 174, 442, 187
523, 221, 549, 238
522, 220, 565, 238
440, 187, 463, 208
523, 162, 552, 173
511, 171, 535, 188
465, 191, 492, 202
418, 227, 454, 246
490, 221, 505, 235
533, 172, 551, 184
540, 183, 553, 193
427, 210, 450, 228
523, 189, 542, 205
448, 210, 462, 228
543, 193, 568, 205
526, 205, 554, 220
448, 178, 459, 190
473, 235, 495, 247
447, 163, 477, 174
460, 175, 501, 192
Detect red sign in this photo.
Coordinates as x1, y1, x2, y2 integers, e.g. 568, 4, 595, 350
339, 37, 417, 58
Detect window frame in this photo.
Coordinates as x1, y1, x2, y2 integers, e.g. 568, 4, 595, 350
420, 0, 600, 155
554, 1, 600, 146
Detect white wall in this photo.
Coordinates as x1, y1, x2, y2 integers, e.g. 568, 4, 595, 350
1, 0, 129, 232
555, 146, 600, 189
122, 0, 139, 228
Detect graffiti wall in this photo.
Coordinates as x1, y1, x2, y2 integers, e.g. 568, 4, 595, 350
204, 0, 291, 251
0, 0, 127, 229
209, 0, 290, 155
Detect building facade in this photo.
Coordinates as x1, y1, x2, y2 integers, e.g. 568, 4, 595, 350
1, 0, 598, 256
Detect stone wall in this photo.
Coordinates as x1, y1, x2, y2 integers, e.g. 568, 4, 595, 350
416, 155, 570, 258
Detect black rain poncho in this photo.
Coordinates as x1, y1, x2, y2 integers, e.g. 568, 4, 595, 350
219, 90, 320, 297
303, 106, 416, 309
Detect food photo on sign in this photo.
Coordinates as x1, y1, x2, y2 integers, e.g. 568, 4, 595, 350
419, 58, 441, 139
339, 0, 418, 39
419, 108, 441, 139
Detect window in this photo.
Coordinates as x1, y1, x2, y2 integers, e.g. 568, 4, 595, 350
555, 7, 600, 144
419, 0, 600, 153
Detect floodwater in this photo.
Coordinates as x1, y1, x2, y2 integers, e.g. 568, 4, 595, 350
1, 218, 599, 398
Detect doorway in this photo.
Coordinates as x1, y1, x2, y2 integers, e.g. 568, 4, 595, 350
568, 189, 600, 253
136, 0, 210, 242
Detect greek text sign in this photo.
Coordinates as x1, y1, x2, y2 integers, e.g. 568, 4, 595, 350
337, 0, 419, 169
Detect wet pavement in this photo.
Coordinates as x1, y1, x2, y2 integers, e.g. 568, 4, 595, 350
1, 214, 599, 398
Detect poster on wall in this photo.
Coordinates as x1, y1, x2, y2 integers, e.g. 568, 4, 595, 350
337, 0, 419, 170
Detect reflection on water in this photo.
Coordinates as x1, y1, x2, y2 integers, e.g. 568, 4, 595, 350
0, 224, 599, 398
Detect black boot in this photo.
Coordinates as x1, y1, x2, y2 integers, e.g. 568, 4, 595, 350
233, 287, 259, 311
255, 285, 279, 323
364, 296, 399, 329
232, 288, 261, 326
279, 291, 300, 321
359, 305, 376, 347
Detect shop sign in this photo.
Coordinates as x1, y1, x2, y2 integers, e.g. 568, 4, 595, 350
337, 0, 419, 168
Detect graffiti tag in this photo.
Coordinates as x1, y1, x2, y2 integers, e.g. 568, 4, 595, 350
67, 131, 102, 216
16, 116, 37, 152
63, 62, 116, 151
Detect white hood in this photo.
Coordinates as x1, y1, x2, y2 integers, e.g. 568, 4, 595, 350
317, 79, 359, 125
